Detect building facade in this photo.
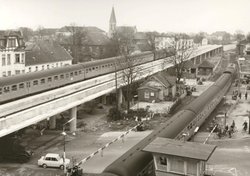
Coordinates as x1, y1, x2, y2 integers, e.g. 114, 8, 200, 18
0, 30, 26, 77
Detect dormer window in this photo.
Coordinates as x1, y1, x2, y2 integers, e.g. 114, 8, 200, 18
8, 38, 16, 48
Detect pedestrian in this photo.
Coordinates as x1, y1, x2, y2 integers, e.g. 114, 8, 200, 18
245, 92, 248, 100
239, 92, 242, 99
231, 120, 235, 130
243, 120, 248, 131
228, 128, 232, 138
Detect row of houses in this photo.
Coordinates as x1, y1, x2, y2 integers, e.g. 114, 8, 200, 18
0, 30, 73, 77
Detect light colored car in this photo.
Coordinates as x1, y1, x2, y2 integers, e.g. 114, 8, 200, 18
38, 153, 70, 169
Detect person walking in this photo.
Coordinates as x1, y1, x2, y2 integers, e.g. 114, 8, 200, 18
243, 120, 248, 131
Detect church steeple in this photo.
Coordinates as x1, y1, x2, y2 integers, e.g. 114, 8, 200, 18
109, 6, 116, 38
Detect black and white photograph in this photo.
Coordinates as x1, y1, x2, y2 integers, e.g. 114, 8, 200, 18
0, 0, 249, 175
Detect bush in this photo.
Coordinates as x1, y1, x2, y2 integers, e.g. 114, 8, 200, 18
107, 107, 122, 121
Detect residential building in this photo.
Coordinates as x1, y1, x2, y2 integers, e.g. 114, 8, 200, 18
155, 35, 175, 50
0, 30, 26, 77
25, 39, 72, 72
138, 71, 176, 103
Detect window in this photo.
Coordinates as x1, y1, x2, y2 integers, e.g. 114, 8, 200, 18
74, 71, 78, 76
40, 79, 45, 84
8, 71, 11, 76
60, 74, 64, 79
21, 53, 25, 63
54, 76, 58, 80
150, 92, 155, 96
35, 66, 38, 71
15, 54, 20, 63
47, 65, 50, 69
2, 71, 6, 77
48, 77, 52, 82
2, 54, 6, 66
11, 85, 17, 91
7, 54, 11, 65
15, 70, 20, 75
19, 83, 24, 89
70, 72, 73, 77
66, 73, 69, 78
33, 80, 38, 86
144, 92, 149, 99
29, 67, 31, 72
8, 39, 16, 48
79, 70, 82, 74
4, 87, 10, 93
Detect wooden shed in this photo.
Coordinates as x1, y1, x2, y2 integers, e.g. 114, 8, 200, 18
143, 137, 217, 176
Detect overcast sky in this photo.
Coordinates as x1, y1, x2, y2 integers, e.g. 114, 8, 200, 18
0, 0, 249, 34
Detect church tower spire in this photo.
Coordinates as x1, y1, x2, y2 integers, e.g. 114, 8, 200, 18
109, 6, 116, 38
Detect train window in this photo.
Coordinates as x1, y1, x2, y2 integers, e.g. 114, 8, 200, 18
26, 82, 30, 87
79, 70, 82, 74
48, 77, 52, 82
33, 80, 38, 86
92, 67, 95, 70
54, 76, 58, 81
19, 83, 24, 89
66, 73, 69, 78
4, 87, 10, 93
95, 66, 98, 70
74, 71, 78, 76
40, 79, 45, 84
11, 85, 17, 91
60, 74, 64, 79
70, 72, 73, 77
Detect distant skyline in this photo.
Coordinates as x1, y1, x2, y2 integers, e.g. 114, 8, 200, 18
0, 0, 249, 34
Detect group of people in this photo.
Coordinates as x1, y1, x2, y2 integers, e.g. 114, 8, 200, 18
217, 120, 248, 138
217, 120, 236, 138
233, 90, 248, 100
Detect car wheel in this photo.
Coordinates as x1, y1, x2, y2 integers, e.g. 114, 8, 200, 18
42, 164, 47, 168
60, 165, 64, 170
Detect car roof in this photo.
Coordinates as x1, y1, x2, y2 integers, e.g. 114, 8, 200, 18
45, 153, 60, 158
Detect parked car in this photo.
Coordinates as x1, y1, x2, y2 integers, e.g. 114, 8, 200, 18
38, 153, 70, 169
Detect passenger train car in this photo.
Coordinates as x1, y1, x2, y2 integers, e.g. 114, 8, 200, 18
0, 50, 171, 104
101, 64, 236, 176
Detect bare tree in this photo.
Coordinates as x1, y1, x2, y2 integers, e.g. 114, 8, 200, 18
111, 31, 142, 113
65, 24, 87, 64
167, 34, 194, 84
145, 31, 159, 59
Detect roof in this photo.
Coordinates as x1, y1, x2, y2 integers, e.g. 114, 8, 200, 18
138, 83, 161, 91
109, 6, 116, 23
25, 40, 73, 66
143, 137, 217, 161
45, 153, 60, 158
198, 60, 214, 68
184, 60, 196, 68
86, 32, 110, 46
151, 71, 176, 88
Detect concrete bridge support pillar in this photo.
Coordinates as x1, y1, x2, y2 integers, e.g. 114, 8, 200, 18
102, 95, 107, 105
118, 88, 123, 110
69, 107, 77, 132
49, 116, 56, 129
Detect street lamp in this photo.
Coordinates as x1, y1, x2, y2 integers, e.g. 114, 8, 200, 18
61, 118, 76, 175
61, 131, 67, 175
